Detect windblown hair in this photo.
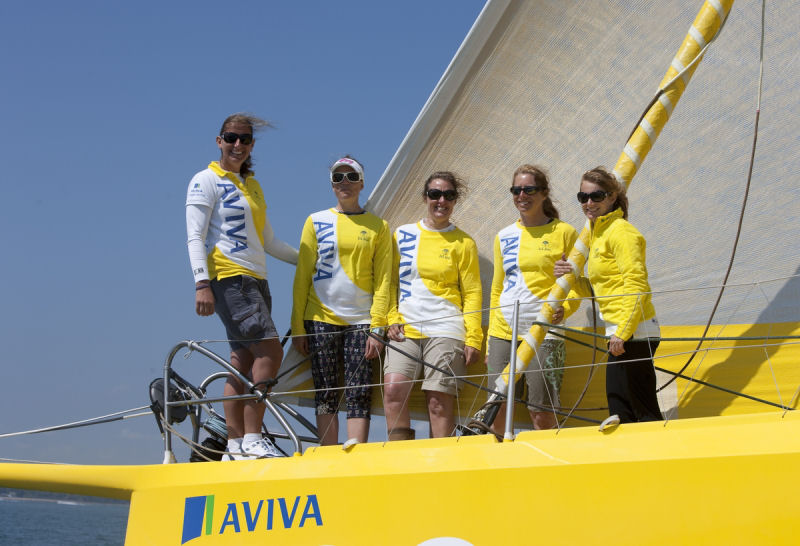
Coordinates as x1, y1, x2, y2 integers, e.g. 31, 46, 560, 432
582, 166, 628, 219
422, 171, 465, 200
512, 164, 560, 219
219, 113, 271, 177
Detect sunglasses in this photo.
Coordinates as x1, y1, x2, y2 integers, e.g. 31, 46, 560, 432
331, 171, 363, 184
510, 186, 541, 196
426, 189, 457, 201
220, 132, 253, 145
577, 190, 611, 203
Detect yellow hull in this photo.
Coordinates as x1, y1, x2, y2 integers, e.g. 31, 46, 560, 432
2, 410, 799, 544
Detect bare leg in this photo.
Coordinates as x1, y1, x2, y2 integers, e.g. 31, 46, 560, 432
426, 391, 455, 438
490, 402, 507, 436
223, 348, 252, 440
346, 417, 369, 443
530, 410, 557, 430
383, 372, 414, 438
317, 413, 339, 446
242, 339, 283, 434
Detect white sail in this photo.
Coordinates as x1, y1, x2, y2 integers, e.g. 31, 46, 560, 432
277, 0, 799, 422
364, 0, 800, 420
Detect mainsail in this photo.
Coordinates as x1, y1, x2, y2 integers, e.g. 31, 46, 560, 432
279, 0, 800, 424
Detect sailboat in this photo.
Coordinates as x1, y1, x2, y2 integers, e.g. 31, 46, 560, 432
2, 0, 799, 543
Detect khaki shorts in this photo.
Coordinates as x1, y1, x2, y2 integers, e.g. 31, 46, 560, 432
486, 336, 564, 409
383, 337, 466, 395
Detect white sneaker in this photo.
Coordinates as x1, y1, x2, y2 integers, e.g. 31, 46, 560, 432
241, 438, 282, 458
221, 439, 244, 461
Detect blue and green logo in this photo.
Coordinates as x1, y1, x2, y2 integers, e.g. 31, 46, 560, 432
181, 493, 323, 544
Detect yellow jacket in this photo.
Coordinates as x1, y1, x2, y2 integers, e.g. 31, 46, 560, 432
585, 208, 656, 341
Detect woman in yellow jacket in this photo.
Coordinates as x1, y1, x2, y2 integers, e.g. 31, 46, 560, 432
487, 165, 579, 432
556, 167, 661, 422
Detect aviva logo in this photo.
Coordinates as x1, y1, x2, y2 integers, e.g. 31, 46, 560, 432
181, 494, 323, 544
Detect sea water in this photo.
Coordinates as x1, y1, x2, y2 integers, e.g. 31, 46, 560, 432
0, 495, 128, 545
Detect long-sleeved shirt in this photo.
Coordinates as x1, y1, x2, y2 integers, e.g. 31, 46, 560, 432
488, 219, 580, 340
583, 208, 659, 341
185, 161, 298, 282
291, 208, 392, 334
387, 221, 483, 350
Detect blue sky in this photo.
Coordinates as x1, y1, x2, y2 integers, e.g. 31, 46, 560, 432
0, 1, 485, 464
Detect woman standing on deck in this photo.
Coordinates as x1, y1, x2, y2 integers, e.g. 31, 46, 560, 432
383, 171, 482, 440
555, 166, 662, 423
186, 113, 299, 459
291, 156, 392, 446
486, 165, 579, 433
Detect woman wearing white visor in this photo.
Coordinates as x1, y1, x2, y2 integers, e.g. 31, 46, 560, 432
291, 156, 392, 445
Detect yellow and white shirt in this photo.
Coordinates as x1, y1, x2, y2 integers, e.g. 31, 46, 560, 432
185, 161, 297, 282
488, 219, 580, 341
584, 208, 659, 341
291, 209, 392, 334
388, 221, 483, 350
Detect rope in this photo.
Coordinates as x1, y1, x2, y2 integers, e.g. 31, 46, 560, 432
0, 407, 151, 438
658, 0, 766, 393
372, 333, 601, 425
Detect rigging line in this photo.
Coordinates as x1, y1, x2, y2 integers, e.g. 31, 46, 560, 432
416, 271, 798, 319
378, 347, 419, 441
0, 457, 68, 465
371, 333, 600, 425
543, 320, 800, 343
757, 285, 783, 405
502, 273, 799, 300
0, 407, 151, 438
659, 0, 766, 393
753, 279, 787, 410
785, 386, 800, 416
275, 330, 340, 381
656, 364, 791, 411
537, 339, 562, 431
559, 288, 599, 428
275, 370, 605, 414
450, 346, 468, 438
669, 275, 758, 409
160, 419, 226, 462
499, 339, 564, 432
546, 327, 792, 412
312, 325, 389, 444
330, 340, 371, 442
309, 327, 368, 445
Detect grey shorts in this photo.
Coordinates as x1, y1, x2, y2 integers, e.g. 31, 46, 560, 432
211, 275, 279, 351
486, 336, 564, 409
383, 337, 465, 395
